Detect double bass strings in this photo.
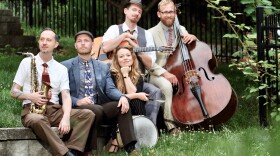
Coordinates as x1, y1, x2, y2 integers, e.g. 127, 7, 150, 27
174, 16, 198, 85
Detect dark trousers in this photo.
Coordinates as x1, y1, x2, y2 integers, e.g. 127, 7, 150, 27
74, 104, 103, 151
102, 101, 137, 147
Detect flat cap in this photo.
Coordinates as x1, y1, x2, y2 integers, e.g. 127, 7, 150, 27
124, 0, 142, 9
74, 30, 94, 41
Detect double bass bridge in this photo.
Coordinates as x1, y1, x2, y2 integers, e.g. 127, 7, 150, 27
184, 70, 200, 85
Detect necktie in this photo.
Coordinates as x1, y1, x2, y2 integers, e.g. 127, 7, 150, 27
126, 30, 138, 45
128, 30, 135, 35
42, 63, 51, 101
167, 28, 173, 46
84, 61, 95, 100
42, 63, 50, 84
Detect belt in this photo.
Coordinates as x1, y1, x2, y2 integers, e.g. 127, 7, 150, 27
22, 102, 55, 109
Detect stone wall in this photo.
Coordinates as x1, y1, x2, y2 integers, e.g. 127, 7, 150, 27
0, 10, 36, 48
0, 126, 110, 156
0, 127, 57, 156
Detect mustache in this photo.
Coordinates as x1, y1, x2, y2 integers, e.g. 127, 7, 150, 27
78, 51, 91, 54
79, 46, 90, 50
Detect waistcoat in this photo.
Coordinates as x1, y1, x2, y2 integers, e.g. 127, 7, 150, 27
118, 24, 147, 74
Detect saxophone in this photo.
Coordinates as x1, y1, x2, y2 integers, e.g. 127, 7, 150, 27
19, 52, 51, 114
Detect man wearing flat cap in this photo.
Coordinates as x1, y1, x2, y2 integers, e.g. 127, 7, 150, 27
61, 30, 137, 156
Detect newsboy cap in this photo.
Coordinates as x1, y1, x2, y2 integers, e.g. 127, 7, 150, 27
124, 0, 142, 9
74, 30, 94, 41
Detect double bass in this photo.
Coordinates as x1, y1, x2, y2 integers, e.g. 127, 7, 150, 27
165, 16, 238, 128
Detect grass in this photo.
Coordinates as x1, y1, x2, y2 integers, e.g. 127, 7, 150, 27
1, 41, 279, 155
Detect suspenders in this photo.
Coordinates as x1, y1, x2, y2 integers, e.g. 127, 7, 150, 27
118, 24, 147, 74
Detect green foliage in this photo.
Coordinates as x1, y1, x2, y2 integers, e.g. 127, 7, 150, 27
0, 54, 24, 127
241, 0, 277, 21
206, 0, 280, 124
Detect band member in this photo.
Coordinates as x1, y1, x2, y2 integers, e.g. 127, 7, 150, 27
102, 0, 161, 127
10, 28, 95, 156
111, 43, 148, 116
109, 42, 149, 153
61, 30, 140, 155
148, 0, 197, 134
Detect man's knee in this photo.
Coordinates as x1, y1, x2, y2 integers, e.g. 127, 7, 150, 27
86, 109, 95, 119
74, 109, 95, 120
86, 105, 103, 119
144, 83, 161, 95
22, 113, 47, 128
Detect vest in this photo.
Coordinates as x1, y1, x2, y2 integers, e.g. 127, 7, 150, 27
118, 24, 147, 74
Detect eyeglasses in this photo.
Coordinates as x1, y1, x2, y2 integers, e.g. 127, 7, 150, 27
159, 11, 175, 15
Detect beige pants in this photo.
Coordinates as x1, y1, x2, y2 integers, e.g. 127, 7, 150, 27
149, 75, 176, 130
21, 104, 95, 156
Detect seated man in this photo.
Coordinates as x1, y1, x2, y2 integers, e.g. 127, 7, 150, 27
61, 30, 140, 155
10, 28, 95, 156
148, 0, 198, 134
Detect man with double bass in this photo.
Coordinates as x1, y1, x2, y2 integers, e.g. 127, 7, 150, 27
148, 0, 197, 134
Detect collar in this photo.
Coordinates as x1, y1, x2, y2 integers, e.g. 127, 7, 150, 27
78, 56, 92, 65
159, 21, 173, 32
35, 54, 54, 66
122, 22, 138, 34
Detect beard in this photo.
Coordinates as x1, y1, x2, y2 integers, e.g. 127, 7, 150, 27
78, 51, 91, 55
40, 47, 49, 54
130, 15, 140, 23
77, 46, 91, 55
161, 17, 175, 27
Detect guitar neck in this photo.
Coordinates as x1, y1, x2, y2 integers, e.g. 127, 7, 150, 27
133, 47, 159, 53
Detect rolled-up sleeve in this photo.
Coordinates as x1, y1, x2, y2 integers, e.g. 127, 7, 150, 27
145, 31, 156, 66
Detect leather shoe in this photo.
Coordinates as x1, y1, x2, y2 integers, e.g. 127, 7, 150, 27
82, 151, 93, 156
64, 151, 75, 156
64, 149, 82, 156
170, 127, 181, 135
128, 149, 141, 156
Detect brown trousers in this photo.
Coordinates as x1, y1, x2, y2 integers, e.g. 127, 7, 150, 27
21, 104, 95, 156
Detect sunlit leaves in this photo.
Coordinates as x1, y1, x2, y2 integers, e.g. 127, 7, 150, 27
221, 6, 231, 11
223, 34, 239, 38
228, 12, 236, 18
235, 23, 251, 31
245, 40, 256, 47
210, 0, 221, 5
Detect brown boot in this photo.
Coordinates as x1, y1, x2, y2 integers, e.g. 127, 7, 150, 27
82, 151, 93, 156
170, 127, 181, 135
128, 149, 141, 156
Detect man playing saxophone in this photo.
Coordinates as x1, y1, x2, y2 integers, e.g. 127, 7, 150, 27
10, 28, 95, 156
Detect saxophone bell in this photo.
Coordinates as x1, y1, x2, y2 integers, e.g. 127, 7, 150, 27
41, 81, 52, 102
31, 81, 52, 114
